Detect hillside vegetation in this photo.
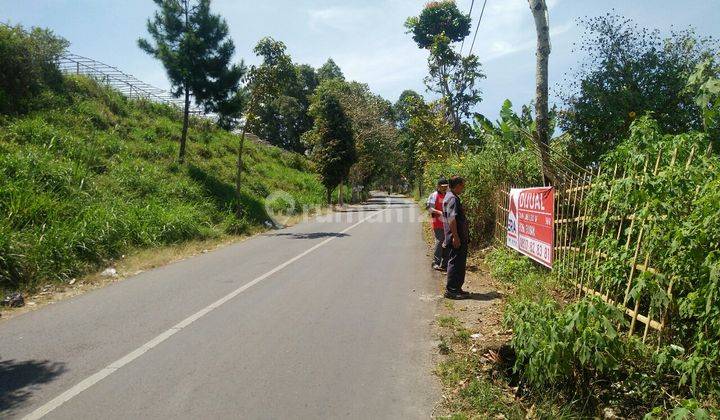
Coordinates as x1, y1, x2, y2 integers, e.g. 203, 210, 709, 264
0, 75, 326, 291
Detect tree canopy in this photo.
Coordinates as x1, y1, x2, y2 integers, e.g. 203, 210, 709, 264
559, 14, 718, 165
245, 37, 320, 153
0, 24, 68, 114
405, 1, 485, 145
303, 81, 356, 202
317, 58, 345, 82
404, 0, 471, 49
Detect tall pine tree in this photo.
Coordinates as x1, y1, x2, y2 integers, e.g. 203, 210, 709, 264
138, 0, 244, 163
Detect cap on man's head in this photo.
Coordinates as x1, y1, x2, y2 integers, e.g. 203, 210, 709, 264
437, 177, 449, 186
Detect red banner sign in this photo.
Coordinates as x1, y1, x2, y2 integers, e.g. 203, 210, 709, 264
506, 186, 554, 268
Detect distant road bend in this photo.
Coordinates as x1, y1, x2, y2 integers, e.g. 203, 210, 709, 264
0, 193, 438, 419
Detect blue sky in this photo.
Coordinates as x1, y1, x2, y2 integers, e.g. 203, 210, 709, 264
4, 0, 719, 120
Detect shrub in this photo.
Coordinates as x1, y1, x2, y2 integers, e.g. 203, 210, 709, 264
0, 24, 68, 114
486, 247, 536, 284
581, 117, 720, 397
223, 215, 250, 235
505, 297, 627, 393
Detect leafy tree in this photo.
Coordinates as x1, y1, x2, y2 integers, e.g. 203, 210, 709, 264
426, 34, 485, 139
559, 14, 717, 165
404, 0, 471, 48
294, 63, 320, 135
317, 58, 345, 82
337, 82, 399, 190
394, 89, 425, 129
408, 100, 456, 163
394, 90, 426, 191
0, 24, 68, 114
685, 57, 720, 141
474, 100, 533, 153
215, 87, 248, 130
305, 79, 400, 197
138, 0, 244, 163
474, 100, 559, 153
403, 97, 457, 195
303, 82, 356, 203
405, 2, 485, 142
245, 37, 314, 152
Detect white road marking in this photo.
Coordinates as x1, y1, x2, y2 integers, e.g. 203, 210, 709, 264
23, 204, 392, 420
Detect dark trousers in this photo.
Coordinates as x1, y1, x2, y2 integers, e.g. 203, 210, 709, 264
432, 228, 448, 268
446, 243, 468, 292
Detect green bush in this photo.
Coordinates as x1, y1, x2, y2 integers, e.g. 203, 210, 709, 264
486, 247, 536, 283
0, 24, 68, 114
493, 118, 720, 415
505, 297, 627, 393
580, 117, 720, 398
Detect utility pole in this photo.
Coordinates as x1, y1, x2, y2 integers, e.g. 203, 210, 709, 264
528, 0, 555, 184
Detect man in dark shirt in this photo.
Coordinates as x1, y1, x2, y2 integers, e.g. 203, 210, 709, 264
443, 176, 471, 299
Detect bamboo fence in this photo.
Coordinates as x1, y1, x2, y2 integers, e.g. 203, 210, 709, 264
494, 143, 713, 345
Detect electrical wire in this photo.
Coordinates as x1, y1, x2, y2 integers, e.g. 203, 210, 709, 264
458, 0, 475, 56
467, 0, 488, 57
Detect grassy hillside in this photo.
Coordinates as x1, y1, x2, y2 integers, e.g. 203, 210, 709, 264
0, 75, 327, 291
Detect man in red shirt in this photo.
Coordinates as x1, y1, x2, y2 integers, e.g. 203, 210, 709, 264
426, 177, 449, 271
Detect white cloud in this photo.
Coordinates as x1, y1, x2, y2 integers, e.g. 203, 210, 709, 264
464, 0, 574, 62
301, 1, 575, 100
307, 6, 377, 33
334, 44, 427, 95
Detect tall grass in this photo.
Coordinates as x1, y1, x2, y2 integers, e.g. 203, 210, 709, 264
0, 75, 327, 291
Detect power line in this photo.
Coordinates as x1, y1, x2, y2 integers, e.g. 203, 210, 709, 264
467, 0, 488, 58
458, 0, 475, 56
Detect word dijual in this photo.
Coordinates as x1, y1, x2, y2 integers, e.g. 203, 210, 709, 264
518, 191, 549, 211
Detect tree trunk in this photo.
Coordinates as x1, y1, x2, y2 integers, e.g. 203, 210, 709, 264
528, 0, 555, 184
179, 84, 190, 164
235, 124, 248, 218
326, 188, 332, 205
338, 180, 344, 206
179, 1, 190, 164
417, 173, 423, 198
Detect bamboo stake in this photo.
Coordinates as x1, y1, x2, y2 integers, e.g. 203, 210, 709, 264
627, 148, 670, 336
657, 146, 699, 345
563, 176, 581, 296
629, 253, 651, 336
553, 182, 559, 271
576, 172, 594, 291
555, 180, 569, 281
588, 164, 616, 294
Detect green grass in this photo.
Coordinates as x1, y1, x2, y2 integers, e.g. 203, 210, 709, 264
437, 315, 460, 328
0, 75, 328, 291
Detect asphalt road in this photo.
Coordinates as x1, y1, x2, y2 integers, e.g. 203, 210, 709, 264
0, 194, 439, 419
